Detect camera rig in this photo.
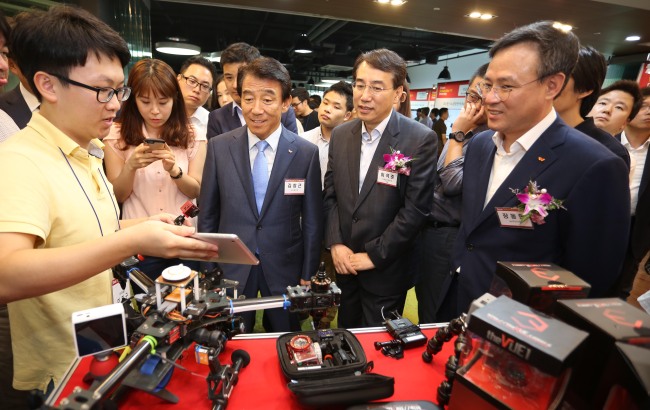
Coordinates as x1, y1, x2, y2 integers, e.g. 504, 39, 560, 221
48, 260, 341, 410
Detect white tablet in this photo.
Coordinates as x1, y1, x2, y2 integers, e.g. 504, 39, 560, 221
188, 233, 259, 265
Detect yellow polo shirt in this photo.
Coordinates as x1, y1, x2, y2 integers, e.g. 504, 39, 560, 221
0, 113, 119, 391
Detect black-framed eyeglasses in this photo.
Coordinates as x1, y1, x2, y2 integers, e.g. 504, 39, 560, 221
476, 78, 542, 102
180, 74, 212, 93
351, 81, 394, 95
50, 73, 131, 103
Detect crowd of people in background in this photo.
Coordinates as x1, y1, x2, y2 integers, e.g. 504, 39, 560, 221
0, 5, 649, 409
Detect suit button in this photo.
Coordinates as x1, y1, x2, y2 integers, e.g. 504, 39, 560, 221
352, 218, 359, 223
256, 225, 262, 230
466, 244, 474, 251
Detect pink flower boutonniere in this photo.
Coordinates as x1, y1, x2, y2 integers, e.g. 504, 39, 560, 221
383, 147, 414, 176
510, 180, 566, 225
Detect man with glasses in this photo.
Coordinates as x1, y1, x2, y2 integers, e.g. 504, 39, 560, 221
414, 63, 488, 324
323, 48, 437, 328
177, 56, 217, 139
291, 87, 320, 132
0, 7, 217, 405
443, 21, 630, 318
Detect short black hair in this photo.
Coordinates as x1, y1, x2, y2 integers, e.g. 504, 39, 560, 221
421, 107, 430, 116
10, 5, 130, 100
353, 48, 406, 90
220, 42, 260, 69
430, 108, 439, 117
291, 87, 309, 102
325, 81, 353, 112
600, 80, 643, 121
571, 46, 608, 118
308, 94, 321, 110
439, 107, 448, 115
179, 56, 217, 87
489, 21, 579, 91
237, 57, 291, 100
469, 63, 489, 86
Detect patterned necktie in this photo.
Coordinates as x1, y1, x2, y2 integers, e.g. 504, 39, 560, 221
252, 140, 270, 213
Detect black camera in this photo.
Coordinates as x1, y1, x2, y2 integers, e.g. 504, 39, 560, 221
384, 313, 427, 348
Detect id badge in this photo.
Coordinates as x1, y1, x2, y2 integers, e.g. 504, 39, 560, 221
285, 179, 305, 195
377, 167, 398, 187
496, 207, 533, 229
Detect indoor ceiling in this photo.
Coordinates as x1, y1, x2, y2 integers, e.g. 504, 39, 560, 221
150, 0, 650, 80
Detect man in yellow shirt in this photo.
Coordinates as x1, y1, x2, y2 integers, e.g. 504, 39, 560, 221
0, 6, 217, 407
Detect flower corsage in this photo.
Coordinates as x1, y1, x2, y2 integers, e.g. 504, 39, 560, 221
510, 180, 565, 225
383, 147, 414, 176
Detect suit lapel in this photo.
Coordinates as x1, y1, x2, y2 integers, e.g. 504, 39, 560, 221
639, 148, 650, 202
226, 102, 243, 130
346, 121, 362, 203
355, 112, 399, 211
472, 120, 564, 229
464, 137, 497, 228
261, 129, 298, 217
228, 128, 259, 218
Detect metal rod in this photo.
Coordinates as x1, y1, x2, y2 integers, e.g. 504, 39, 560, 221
92, 339, 153, 400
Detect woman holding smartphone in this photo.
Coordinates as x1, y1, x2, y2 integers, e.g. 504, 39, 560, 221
104, 58, 206, 277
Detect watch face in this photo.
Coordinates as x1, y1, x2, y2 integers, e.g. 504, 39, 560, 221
451, 132, 465, 142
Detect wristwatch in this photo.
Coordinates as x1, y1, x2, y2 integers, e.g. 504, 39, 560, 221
170, 166, 183, 179
449, 131, 466, 142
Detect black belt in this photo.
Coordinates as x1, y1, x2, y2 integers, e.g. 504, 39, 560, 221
425, 219, 460, 229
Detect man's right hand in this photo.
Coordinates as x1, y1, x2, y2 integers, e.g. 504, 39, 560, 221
331, 244, 358, 275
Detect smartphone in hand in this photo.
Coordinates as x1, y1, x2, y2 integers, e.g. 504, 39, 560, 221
144, 138, 165, 150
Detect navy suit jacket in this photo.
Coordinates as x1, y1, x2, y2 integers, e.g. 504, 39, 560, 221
206, 101, 298, 138
0, 87, 31, 129
452, 117, 630, 314
323, 111, 438, 295
198, 125, 323, 294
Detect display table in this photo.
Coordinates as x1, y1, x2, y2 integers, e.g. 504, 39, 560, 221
51, 325, 451, 409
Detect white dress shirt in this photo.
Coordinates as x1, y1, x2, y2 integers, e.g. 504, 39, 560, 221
359, 112, 392, 192
484, 109, 557, 207
189, 106, 209, 140
620, 131, 650, 214
233, 101, 245, 126
21, 83, 40, 113
301, 126, 328, 188
248, 125, 282, 175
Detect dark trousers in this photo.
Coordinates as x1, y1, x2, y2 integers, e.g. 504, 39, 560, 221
414, 226, 459, 323
240, 264, 300, 333
0, 305, 31, 410
336, 274, 407, 328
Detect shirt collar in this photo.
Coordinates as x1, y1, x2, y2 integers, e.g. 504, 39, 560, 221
620, 131, 650, 149
247, 124, 282, 152
492, 108, 556, 155
232, 101, 242, 116
20, 83, 40, 112
361, 110, 392, 142
190, 106, 209, 125
28, 112, 103, 158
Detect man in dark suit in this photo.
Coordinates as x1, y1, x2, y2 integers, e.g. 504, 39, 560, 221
446, 21, 630, 317
323, 48, 437, 328
199, 57, 322, 332
612, 87, 650, 298
206, 42, 297, 138
0, 63, 37, 129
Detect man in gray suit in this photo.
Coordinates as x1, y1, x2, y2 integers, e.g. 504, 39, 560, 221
199, 57, 322, 332
323, 48, 437, 327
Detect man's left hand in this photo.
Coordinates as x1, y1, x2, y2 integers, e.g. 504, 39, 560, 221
349, 253, 375, 271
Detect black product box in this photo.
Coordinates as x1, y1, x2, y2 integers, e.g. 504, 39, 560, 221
554, 298, 650, 409
489, 262, 590, 314
449, 296, 588, 410
598, 342, 650, 410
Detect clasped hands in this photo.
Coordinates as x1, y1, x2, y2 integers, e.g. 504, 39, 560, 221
331, 244, 375, 275
127, 142, 178, 177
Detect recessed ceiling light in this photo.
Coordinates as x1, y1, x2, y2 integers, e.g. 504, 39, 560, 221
374, 0, 406, 5
466, 12, 497, 20
377, 0, 389, 3
626, 35, 641, 41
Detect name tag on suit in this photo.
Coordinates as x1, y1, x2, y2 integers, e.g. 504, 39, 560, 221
377, 168, 398, 187
285, 179, 306, 195
496, 207, 533, 229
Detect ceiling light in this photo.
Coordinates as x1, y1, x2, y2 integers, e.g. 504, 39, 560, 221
466, 12, 497, 20
377, 0, 390, 3
625, 35, 641, 41
155, 41, 201, 56
438, 66, 451, 80
374, 0, 406, 5
321, 77, 343, 83
294, 34, 313, 54
552, 22, 573, 32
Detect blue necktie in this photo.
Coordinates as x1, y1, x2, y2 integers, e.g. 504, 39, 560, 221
253, 140, 270, 213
